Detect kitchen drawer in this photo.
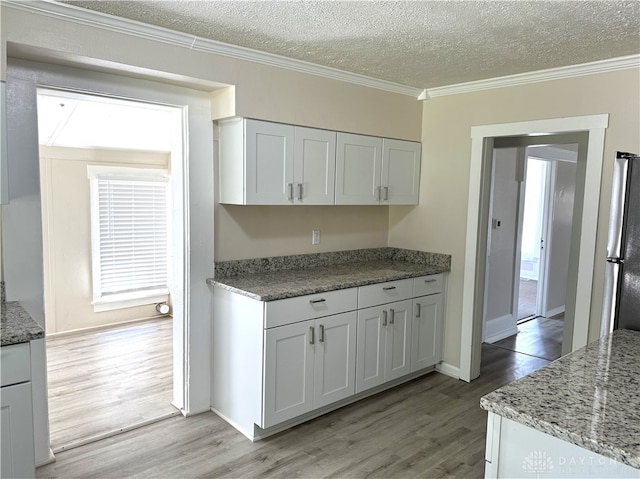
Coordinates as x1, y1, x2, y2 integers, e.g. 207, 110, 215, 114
1, 342, 31, 387
264, 288, 357, 328
413, 274, 444, 297
358, 278, 413, 309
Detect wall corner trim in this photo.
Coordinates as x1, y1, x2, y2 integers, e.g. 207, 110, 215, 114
435, 362, 460, 380
427, 55, 640, 98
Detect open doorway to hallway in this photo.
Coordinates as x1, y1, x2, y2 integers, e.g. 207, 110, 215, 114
37, 89, 183, 452
484, 139, 579, 362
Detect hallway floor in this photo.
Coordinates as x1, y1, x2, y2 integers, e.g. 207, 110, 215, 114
46, 317, 176, 452
491, 315, 563, 361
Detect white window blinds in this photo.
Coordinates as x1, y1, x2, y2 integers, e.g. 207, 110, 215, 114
89, 171, 169, 306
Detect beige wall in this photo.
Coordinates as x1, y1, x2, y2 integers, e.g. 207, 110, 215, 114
389, 68, 640, 368
1, 3, 422, 265
40, 147, 170, 333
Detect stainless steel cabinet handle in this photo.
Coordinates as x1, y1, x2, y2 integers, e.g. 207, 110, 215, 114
377, 186, 382, 200
383, 286, 396, 291
389, 308, 395, 324
288, 183, 294, 201
383, 186, 389, 201
297, 183, 303, 201
309, 298, 326, 304
382, 310, 388, 326
319, 324, 325, 342
416, 303, 421, 318
309, 326, 315, 344
425, 279, 437, 283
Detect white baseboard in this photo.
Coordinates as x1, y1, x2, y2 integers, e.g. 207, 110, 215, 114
484, 314, 518, 343
485, 326, 518, 344
436, 361, 460, 380
544, 305, 565, 318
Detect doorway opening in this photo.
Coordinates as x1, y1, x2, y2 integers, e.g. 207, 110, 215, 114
461, 114, 608, 382
36, 89, 184, 452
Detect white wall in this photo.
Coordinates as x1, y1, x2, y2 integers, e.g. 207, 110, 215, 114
484, 148, 520, 343
544, 159, 577, 317
40, 147, 170, 334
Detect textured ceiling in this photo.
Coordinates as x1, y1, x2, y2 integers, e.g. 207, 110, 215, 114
60, 0, 640, 89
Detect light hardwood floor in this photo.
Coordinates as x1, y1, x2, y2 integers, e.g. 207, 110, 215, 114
38, 344, 550, 478
46, 317, 177, 452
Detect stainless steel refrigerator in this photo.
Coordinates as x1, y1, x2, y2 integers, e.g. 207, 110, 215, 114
602, 151, 640, 334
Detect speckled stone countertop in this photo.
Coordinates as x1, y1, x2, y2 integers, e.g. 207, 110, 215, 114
481, 329, 640, 469
1, 302, 45, 346
208, 247, 451, 301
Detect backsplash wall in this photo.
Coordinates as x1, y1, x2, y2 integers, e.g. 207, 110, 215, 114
214, 204, 390, 261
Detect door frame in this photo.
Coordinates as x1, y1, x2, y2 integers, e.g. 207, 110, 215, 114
460, 114, 608, 382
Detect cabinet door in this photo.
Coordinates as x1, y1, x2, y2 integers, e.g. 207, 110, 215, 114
263, 320, 314, 428
335, 133, 382, 205
313, 312, 357, 408
355, 305, 386, 393
381, 139, 421, 205
412, 293, 443, 371
294, 127, 336, 205
1, 382, 35, 479
245, 119, 295, 205
385, 299, 413, 381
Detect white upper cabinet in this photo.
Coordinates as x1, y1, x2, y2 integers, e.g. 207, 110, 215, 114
218, 118, 421, 205
294, 126, 336, 205
382, 138, 421, 205
335, 132, 383, 205
335, 133, 421, 205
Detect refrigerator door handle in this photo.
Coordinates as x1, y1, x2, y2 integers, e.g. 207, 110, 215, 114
606, 257, 624, 264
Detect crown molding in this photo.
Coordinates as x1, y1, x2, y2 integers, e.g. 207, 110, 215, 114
427, 54, 640, 98
2, 0, 424, 98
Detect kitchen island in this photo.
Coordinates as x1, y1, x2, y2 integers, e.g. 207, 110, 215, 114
481, 329, 640, 478
209, 247, 451, 440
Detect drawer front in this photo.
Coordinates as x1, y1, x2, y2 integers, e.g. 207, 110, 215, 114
413, 274, 444, 297
358, 278, 413, 309
1, 342, 31, 387
264, 288, 357, 328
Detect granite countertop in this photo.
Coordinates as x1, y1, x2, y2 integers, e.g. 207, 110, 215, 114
481, 329, 640, 469
208, 247, 451, 301
1, 302, 45, 346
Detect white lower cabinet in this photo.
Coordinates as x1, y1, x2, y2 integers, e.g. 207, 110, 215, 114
263, 311, 356, 428
412, 293, 443, 372
211, 273, 446, 441
1, 343, 35, 479
356, 300, 412, 393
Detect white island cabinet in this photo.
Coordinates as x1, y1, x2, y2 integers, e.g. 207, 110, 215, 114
211, 273, 446, 441
1, 343, 36, 479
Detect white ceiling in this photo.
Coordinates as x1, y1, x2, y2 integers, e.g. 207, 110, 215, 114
59, 0, 640, 90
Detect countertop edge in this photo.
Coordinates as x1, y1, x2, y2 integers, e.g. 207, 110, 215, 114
207, 267, 450, 302
480, 390, 640, 469
1, 301, 46, 347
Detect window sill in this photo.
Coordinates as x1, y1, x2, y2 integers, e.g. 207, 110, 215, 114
93, 291, 169, 313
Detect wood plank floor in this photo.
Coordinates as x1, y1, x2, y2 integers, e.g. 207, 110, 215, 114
492, 316, 563, 361
38, 344, 550, 478
46, 318, 176, 451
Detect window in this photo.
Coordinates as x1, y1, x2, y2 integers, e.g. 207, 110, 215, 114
88, 166, 170, 311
